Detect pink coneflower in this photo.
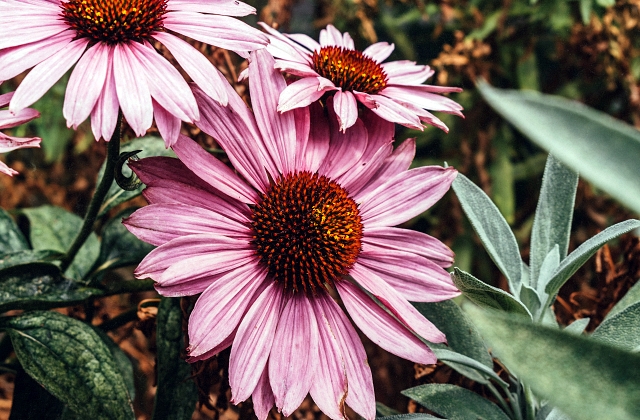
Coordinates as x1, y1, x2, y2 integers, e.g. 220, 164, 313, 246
0, 91, 41, 176
0, 0, 268, 146
124, 49, 459, 419
258, 23, 464, 132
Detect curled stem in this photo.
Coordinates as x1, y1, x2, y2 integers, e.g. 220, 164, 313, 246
60, 111, 123, 273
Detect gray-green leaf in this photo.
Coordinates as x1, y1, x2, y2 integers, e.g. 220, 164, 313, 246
530, 155, 578, 286
592, 301, 640, 351
545, 220, 640, 298
452, 268, 531, 317
477, 81, 640, 214
402, 384, 510, 420
452, 173, 523, 294
414, 300, 492, 368
20, 206, 100, 281
4, 311, 135, 420
465, 305, 640, 420
152, 297, 197, 420
0, 207, 29, 254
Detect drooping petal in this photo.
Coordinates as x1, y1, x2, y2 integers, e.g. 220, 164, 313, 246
319, 293, 375, 419
362, 42, 394, 63
229, 282, 285, 402
0, 161, 18, 177
248, 49, 296, 174
382, 61, 434, 85
366, 94, 423, 130
91, 49, 119, 141
258, 22, 312, 65
336, 280, 438, 365
123, 203, 251, 246
381, 86, 464, 116
269, 295, 319, 417
252, 365, 275, 420
0, 30, 73, 81
153, 31, 228, 106
359, 166, 457, 227
64, 43, 109, 129
355, 138, 416, 199
357, 247, 459, 302
164, 11, 268, 53
0, 133, 40, 153
112, 43, 153, 136
168, 0, 257, 16
362, 226, 454, 267
293, 106, 311, 169
10, 38, 88, 112
188, 263, 268, 357
0, 109, 40, 129
309, 295, 348, 420
277, 77, 335, 113
172, 134, 260, 203
152, 100, 182, 147
333, 90, 358, 132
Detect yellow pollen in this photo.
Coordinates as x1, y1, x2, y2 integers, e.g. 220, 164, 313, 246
312, 45, 389, 94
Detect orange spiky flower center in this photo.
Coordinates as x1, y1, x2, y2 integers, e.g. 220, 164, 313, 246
61, 0, 167, 44
312, 46, 388, 94
251, 171, 363, 295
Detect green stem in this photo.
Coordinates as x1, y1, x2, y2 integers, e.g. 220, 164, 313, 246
60, 112, 123, 273
98, 308, 139, 331
524, 385, 537, 420
486, 381, 515, 419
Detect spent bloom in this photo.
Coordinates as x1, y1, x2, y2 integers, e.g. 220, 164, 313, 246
0, 91, 41, 176
124, 50, 459, 419
0, 0, 268, 145
259, 23, 463, 132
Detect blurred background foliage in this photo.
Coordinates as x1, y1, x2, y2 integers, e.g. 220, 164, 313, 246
1, 0, 640, 417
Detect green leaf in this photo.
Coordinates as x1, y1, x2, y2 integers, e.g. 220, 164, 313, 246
477, 82, 640, 214
452, 269, 530, 317
152, 298, 197, 420
10, 367, 65, 419
579, 0, 593, 24
96, 208, 154, 273
4, 311, 135, 420
595, 0, 615, 6
20, 206, 100, 281
414, 300, 492, 368
94, 328, 136, 400
98, 136, 175, 217
564, 318, 590, 335
452, 173, 523, 294
545, 220, 640, 298
402, 384, 510, 420
0, 262, 99, 312
592, 302, 640, 351
0, 249, 62, 271
376, 402, 400, 417
0, 207, 29, 254
432, 348, 508, 387
530, 155, 578, 286
465, 305, 640, 420
377, 415, 439, 420
608, 280, 640, 318
519, 284, 541, 316
536, 245, 560, 300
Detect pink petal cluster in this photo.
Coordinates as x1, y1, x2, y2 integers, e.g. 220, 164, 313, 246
125, 49, 459, 419
0, 0, 268, 145
259, 23, 464, 132
0, 91, 41, 176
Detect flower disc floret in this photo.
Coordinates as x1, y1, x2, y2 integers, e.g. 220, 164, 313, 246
312, 46, 388, 94
61, 0, 168, 44
251, 171, 363, 294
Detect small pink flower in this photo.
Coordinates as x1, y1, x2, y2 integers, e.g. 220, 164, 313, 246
124, 49, 459, 419
0, 0, 268, 146
258, 23, 464, 132
0, 91, 41, 176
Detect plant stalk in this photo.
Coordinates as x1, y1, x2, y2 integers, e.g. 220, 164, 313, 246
60, 112, 123, 273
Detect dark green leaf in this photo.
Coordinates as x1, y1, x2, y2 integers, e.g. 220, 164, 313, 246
452, 174, 523, 294
20, 206, 100, 281
0, 263, 99, 312
465, 305, 640, 420
403, 384, 509, 420
4, 311, 134, 419
376, 402, 400, 417
592, 302, 640, 351
94, 329, 136, 400
414, 300, 492, 367
152, 298, 197, 420
97, 208, 154, 272
530, 155, 578, 286
98, 136, 175, 217
452, 269, 530, 317
545, 220, 640, 298
0, 249, 62, 271
477, 82, 640, 214
0, 208, 28, 254
9, 367, 65, 420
